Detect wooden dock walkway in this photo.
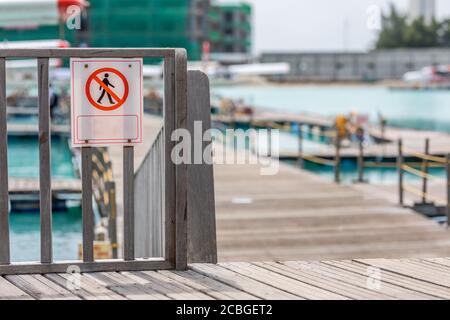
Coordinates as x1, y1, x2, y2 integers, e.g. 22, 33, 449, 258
111, 115, 450, 262
214, 110, 450, 159
1, 257, 450, 299
214, 147, 450, 262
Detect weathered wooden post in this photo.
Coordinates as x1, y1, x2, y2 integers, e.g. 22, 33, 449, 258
421, 138, 430, 204
446, 154, 450, 227
268, 127, 272, 158
298, 123, 304, 169
357, 140, 364, 183
106, 181, 118, 259
334, 133, 341, 184
397, 139, 404, 206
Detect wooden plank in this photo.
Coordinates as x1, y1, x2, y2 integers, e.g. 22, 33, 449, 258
0, 276, 32, 300
190, 263, 302, 300
220, 262, 348, 300
256, 261, 394, 300
81, 147, 94, 262
187, 70, 217, 264
158, 270, 259, 300
323, 260, 450, 299
355, 258, 450, 288
0, 57, 9, 265
88, 272, 170, 300
123, 146, 135, 261
38, 57, 52, 264
0, 48, 175, 58
175, 49, 188, 270
0, 259, 171, 276
5, 274, 80, 300
128, 271, 214, 300
45, 273, 125, 300
280, 261, 436, 300
164, 56, 176, 267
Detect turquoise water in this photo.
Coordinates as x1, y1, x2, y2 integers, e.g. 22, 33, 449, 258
11, 209, 82, 262
9, 135, 81, 262
213, 85, 450, 132
9, 136, 75, 178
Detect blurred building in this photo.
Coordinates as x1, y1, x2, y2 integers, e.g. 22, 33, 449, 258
0, 0, 252, 61
409, 0, 436, 24
208, 2, 252, 54
261, 49, 450, 82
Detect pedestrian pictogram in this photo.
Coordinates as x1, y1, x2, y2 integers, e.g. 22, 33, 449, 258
71, 59, 143, 146
85, 67, 130, 111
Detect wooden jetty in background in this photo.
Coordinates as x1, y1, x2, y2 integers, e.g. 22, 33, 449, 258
2, 257, 450, 299
213, 145, 450, 262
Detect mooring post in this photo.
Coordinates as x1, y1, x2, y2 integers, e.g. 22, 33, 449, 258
334, 133, 341, 184
298, 123, 304, 169
357, 139, 364, 183
397, 139, 404, 206
421, 138, 430, 204
446, 154, 450, 227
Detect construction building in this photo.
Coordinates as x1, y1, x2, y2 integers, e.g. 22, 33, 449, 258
0, 0, 252, 61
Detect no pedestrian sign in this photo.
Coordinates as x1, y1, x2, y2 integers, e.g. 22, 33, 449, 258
71, 58, 143, 146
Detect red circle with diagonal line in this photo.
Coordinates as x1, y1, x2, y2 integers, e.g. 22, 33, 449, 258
85, 67, 129, 111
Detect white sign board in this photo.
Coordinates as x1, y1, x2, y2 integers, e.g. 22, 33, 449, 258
71, 58, 143, 146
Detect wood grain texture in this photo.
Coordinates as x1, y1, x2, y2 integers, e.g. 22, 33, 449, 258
0, 58, 9, 265
38, 57, 52, 264
187, 71, 217, 264
174, 49, 188, 270
123, 146, 135, 261
81, 147, 94, 262
164, 56, 176, 267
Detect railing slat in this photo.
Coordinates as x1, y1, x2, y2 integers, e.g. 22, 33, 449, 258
123, 146, 135, 260
164, 56, 176, 266
174, 49, 188, 270
38, 58, 52, 264
81, 147, 94, 262
0, 57, 10, 265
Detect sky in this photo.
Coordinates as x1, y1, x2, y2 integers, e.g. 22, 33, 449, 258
217, 0, 450, 54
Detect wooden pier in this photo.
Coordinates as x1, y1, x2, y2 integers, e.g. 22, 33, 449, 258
1, 257, 450, 299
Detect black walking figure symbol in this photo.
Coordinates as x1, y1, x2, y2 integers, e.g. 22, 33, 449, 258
97, 73, 115, 104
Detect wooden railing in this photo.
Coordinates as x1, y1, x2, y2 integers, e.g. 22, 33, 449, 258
0, 48, 189, 274
397, 138, 450, 225
295, 125, 342, 183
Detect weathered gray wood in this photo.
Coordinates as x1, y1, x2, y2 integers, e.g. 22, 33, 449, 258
0, 48, 175, 58
298, 124, 304, 169
123, 146, 135, 261
106, 181, 118, 259
187, 71, 217, 264
0, 276, 32, 300
38, 58, 52, 264
164, 56, 176, 267
446, 154, 450, 226
134, 130, 164, 258
175, 49, 188, 270
357, 140, 364, 183
81, 147, 94, 262
6, 274, 80, 300
398, 139, 404, 206
334, 134, 341, 184
0, 58, 9, 265
421, 138, 430, 203
0, 259, 171, 276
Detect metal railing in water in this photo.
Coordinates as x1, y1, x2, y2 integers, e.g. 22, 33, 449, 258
0, 48, 189, 274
